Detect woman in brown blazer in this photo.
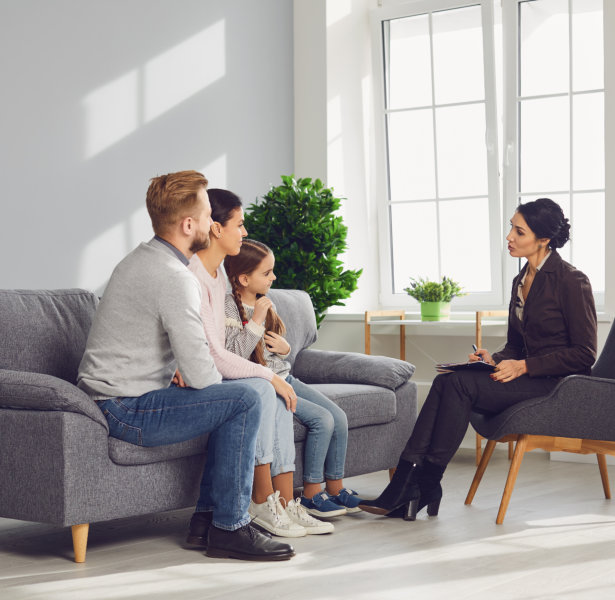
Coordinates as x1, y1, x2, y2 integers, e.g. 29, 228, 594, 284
360, 198, 598, 520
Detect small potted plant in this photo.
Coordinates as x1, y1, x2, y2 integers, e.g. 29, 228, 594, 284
404, 276, 466, 321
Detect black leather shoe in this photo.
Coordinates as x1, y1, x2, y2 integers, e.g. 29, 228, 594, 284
206, 523, 295, 561
185, 511, 213, 548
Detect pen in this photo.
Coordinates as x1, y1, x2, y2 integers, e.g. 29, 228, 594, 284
472, 344, 484, 362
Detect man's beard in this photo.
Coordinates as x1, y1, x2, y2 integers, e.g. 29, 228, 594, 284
189, 230, 210, 254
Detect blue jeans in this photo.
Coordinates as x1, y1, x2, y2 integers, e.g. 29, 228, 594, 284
96, 381, 261, 531
240, 377, 295, 477
289, 375, 348, 483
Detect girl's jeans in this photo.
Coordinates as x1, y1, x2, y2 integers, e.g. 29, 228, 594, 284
289, 374, 348, 483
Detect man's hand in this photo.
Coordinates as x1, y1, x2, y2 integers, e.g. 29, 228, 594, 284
271, 374, 297, 412
491, 359, 527, 383
172, 369, 187, 387
265, 331, 290, 355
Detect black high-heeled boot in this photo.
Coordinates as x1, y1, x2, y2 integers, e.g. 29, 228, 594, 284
359, 459, 420, 518
416, 460, 446, 517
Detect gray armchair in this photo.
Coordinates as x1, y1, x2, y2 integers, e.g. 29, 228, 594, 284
465, 320, 615, 523
0, 288, 417, 562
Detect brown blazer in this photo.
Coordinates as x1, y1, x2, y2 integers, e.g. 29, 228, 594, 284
492, 250, 597, 377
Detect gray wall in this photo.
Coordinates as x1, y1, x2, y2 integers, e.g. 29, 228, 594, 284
1, 0, 293, 292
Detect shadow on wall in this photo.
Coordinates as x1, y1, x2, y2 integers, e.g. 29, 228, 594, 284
1, 0, 293, 293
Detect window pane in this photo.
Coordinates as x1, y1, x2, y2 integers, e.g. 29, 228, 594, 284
391, 202, 438, 293
432, 6, 484, 104
573, 93, 604, 190
388, 110, 436, 201
436, 103, 488, 198
572, 192, 604, 292
388, 15, 432, 109
572, 0, 603, 92
520, 96, 570, 193
520, 0, 569, 97
440, 198, 491, 292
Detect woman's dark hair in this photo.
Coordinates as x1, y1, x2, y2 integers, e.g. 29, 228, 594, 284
516, 197, 570, 249
207, 188, 242, 226
224, 239, 286, 367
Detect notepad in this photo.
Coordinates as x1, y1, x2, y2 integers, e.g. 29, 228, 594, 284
435, 360, 496, 374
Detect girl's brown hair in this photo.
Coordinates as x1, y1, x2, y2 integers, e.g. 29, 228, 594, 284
224, 239, 286, 366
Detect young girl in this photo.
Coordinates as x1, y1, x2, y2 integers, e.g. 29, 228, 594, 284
224, 239, 364, 524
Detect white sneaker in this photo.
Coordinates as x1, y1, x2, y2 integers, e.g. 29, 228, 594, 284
249, 491, 307, 538
286, 498, 334, 535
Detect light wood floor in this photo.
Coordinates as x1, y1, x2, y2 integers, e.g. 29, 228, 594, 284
3, 449, 615, 600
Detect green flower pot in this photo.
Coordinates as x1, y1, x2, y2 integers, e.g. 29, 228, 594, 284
420, 301, 451, 321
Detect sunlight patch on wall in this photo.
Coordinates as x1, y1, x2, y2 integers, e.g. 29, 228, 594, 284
327, 0, 352, 27
144, 21, 226, 123
78, 221, 128, 292
201, 154, 227, 189
83, 21, 226, 159
83, 70, 139, 159
78, 206, 153, 293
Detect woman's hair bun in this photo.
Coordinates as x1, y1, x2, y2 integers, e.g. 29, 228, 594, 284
516, 197, 570, 249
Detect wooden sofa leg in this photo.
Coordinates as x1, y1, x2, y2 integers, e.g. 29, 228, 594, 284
466, 439, 497, 505
597, 454, 611, 500
496, 435, 528, 524
71, 523, 89, 563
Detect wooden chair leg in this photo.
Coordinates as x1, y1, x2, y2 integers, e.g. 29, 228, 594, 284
476, 433, 483, 465
508, 441, 514, 460
389, 467, 396, 481
466, 439, 498, 505
597, 454, 611, 499
71, 523, 89, 563
496, 435, 528, 524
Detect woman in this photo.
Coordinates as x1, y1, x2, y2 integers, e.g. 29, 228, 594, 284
187, 188, 322, 539
360, 198, 597, 520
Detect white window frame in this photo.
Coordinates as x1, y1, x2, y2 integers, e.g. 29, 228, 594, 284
372, 0, 607, 311
503, 0, 606, 307
371, 0, 503, 309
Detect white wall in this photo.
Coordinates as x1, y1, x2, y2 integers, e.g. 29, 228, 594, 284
1, 0, 293, 293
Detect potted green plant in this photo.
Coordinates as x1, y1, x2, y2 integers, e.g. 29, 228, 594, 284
404, 276, 466, 321
244, 175, 362, 327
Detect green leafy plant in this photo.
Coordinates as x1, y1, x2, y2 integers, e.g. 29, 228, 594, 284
404, 276, 466, 303
244, 175, 362, 327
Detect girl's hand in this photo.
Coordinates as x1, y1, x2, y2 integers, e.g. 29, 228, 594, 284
265, 331, 290, 355
252, 296, 273, 326
271, 374, 297, 412
468, 348, 495, 365
490, 359, 527, 383
172, 369, 186, 388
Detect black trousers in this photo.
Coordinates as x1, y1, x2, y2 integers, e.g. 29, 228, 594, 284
401, 370, 559, 467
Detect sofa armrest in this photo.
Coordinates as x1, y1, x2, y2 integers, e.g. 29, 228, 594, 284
0, 369, 109, 431
293, 349, 415, 391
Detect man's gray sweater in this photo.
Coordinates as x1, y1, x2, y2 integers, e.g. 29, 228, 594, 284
78, 238, 221, 399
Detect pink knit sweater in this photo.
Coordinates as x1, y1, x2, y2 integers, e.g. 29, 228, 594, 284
188, 255, 274, 381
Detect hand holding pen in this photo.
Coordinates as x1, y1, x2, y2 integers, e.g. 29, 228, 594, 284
469, 344, 495, 365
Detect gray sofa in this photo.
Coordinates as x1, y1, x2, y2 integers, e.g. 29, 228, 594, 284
0, 288, 417, 562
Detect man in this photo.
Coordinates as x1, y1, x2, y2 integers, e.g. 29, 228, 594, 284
78, 170, 294, 561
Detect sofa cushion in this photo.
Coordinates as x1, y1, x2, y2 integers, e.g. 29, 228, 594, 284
292, 383, 398, 442
293, 349, 415, 391
0, 289, 98, 384
107, 433, 209, 465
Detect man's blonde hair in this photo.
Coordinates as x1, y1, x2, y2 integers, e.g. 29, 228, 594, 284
146, 170, 208, 235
